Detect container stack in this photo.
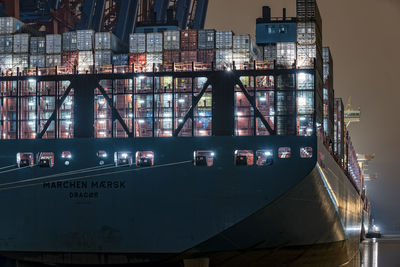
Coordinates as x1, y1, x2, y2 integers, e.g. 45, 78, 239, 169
263, 44, 276, 62
163, 30, 180, 64
45, 34, 62, 68
94, 32, 120, 67
0, 34, 13, 71
197, 29, 215, 63
129, 33, 146, 70
146, 33, 163, 70
180, 29, 197, 63
30, 37, 45, 68
233, 34, 252, 68
77, 30, 94, 72
276, 42, 296, 67
13, 33, 29, 70
215, 31, 233, 69
62, 31, 78, 70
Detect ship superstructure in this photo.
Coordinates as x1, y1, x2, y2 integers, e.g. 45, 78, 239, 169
0, 1, 367, 266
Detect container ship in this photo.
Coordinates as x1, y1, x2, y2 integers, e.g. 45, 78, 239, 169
0, 0, 369, 266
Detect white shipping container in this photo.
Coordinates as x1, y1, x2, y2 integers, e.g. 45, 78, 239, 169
63, 32, 77, 51
297, 44, 316, 68
146, 33, 163, 53
129, 33, 146, 54
297, 22, 317, 45
12, 54, 29, 70
215, 49, 233, 68
13, 34, 29, 53
77, 30, 94, 51
29, 55, 45, 68
46, 34, 62, 54
0, 54, 13, 70
45, 54, 61, 67
233, 52, 251, 65
0, 17, 23, 34
0, 35, 13, 54
30, 37, 46, 54
95, 50, 112, 66
78, 51, 94, 71
233, 35, 251, 52
95, 32, 121, 51
146, 52, 162, 69
163, 31, 180, 50
276, 42, 296, 66
216, 31, 233, 49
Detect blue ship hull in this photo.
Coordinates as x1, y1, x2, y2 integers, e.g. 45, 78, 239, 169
0, 136, 362, 265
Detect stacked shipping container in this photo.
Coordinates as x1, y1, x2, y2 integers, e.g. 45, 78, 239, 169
45, 34, 61, 68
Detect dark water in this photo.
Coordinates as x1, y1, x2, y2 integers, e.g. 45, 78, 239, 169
363, 238, 400, 267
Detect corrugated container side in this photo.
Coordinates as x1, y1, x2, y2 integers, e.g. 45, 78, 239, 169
0, 35, 13, 54
0, 17, 24, 34
45, 54, 61, 67
198, 29, 215, 50
197, 49, 215, 63
95, 50, 113, 66
12, 54, 29, 69
163, 31, 180, 50
61, 51, 79, 68
129, 33, 146, 54
297, 44, 316, 68
0, 54, 13, 70
163, 50, 180, 64
77, 30, 94, 51
62, 32, 77, 51
146, 33, 163, 53
263, 44, 277, 62
233, 34, 251, 52
233, 52, 251, 65
276, 42, 296, 65
30, 37, 46, 54
180, 50, 197, 63
215, 49, 233, 68
216, 31, 233, 49
146, 52, 163, 68
46, 34, 62, 54
29, 55, 45, 68
78, 51, 94, 70
95, 32, 125, 52
129, 53, 146, 66
180, 29, 198, 51
113, 54, 129, 66
13, 34, 29, 53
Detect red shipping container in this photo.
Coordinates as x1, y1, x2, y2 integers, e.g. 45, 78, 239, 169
180, 29, 198, 51
129, 53, 146, 66
163, 50, 180, 64
62, 51, 79, 68
197, 49, 215, 63
180, 51, 197, 63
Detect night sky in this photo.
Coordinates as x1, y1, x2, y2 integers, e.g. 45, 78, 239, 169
206, 0, 400, 233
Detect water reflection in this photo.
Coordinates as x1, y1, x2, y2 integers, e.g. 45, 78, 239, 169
362, 239, 378, 267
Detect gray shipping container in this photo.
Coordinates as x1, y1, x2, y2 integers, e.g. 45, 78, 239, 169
146, 33, 163, 53
233, 34, 251, 52
263, 44, 277, 62
45, 54, 62, 67
276, 42, 296, 66
0, 54, 13, 70
95, 32, 123, 51
12, 54, 29, 70
129, 33, 146, 54
46, 34, 62, 54
13, 34, 29, 53
30, 37, 46, 54
233, 52, 251, 65
78, 51, 94, 71
198, 29, 215, 50
216, 31, 233, 49
29, 55, 45, 68
0, 35, 13, 54
163, 31, 180, 50
77, 30, 94, 51
215, 49, 233, 68
0, 17, 23, 34
63, 32, 77, 51
95, 50, 112, 66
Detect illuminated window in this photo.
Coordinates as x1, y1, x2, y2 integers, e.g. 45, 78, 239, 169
194, 150, 215, 167
256, 150, 273, 166
136, 151, 154, 167
37, 152, 55, 168
300, 147, 313, 158
278, 147, 291, 159
234, 150, 254, 166
61, 151, 72, 159
16, 152, 34, 168
114, 152, 133, 166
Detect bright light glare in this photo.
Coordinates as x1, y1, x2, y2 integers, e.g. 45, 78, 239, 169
178, 99, 185, 103
300, 117, 306, 121
138, 119, 145, 124
259, 97, 266, 102
28, 78, 36, 83
138, 76, 145, 80
298, 73, 307, 83
226, 67, 232, 72
122, 153, 128, 158
298, 97, 306, 106
211, 152, 215, 157
264, 151, 272, 156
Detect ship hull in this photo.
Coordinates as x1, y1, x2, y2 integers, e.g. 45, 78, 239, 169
0, 136, 362, 265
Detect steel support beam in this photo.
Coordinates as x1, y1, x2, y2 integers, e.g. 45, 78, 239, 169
191, 0, 208, 29
114, 0, 139, 43
176, 0, 191, 29
92, 0, 106, 32
154, 0, 170, 23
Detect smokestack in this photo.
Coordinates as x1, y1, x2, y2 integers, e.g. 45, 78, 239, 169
262, 6, 271, 20
283, 8, 287, 20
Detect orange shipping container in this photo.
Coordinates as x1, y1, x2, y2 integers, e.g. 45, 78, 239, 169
129, 53, 146, 66
62, 51, 79, 68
